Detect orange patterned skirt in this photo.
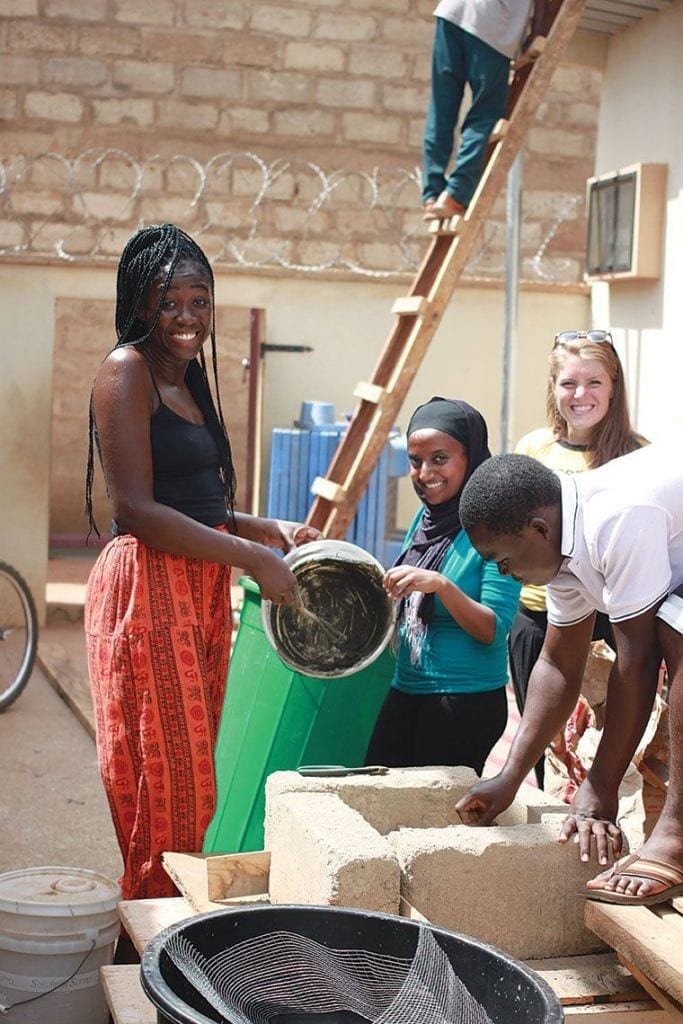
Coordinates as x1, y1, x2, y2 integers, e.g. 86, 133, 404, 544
85, 532, 232, 899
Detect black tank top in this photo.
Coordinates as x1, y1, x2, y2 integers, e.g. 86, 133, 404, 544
113, 369, 229, 533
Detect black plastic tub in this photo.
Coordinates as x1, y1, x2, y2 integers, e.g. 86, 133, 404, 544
140, 905, 564, 1024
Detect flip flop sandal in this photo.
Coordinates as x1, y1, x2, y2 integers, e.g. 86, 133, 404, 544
582, 855, 683, 907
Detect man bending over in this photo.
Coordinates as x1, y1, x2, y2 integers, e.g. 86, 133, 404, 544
455, 445, 683, 906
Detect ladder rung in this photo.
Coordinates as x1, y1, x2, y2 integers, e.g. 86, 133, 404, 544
428, 214, 462, 235
391, 296, 428, 317
489, 118, 508, 143
527, 35, 547, 59
311, 476, 346, 503
353, 381, 386, 405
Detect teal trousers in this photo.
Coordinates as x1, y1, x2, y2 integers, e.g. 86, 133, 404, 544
422, 18, 510, 207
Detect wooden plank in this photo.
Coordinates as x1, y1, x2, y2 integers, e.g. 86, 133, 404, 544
206, 850, 271, 900
618, 956, 683, 1022
353, 381, 386, 405
118, 897, 193, 954
526, 952, 648, 1006
305, 0, 589, 538
391, 295, 428, 316
38, 626, 95, 738
102, 965, 156, 1024
162, 852, 229, 915
585, 900, 683, 1006
564, 1003, 669, 1020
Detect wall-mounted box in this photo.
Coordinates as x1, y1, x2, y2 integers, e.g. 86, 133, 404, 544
584, 162, 667, 282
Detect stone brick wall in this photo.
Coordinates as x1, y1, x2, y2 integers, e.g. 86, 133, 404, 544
0, 1, 601, 281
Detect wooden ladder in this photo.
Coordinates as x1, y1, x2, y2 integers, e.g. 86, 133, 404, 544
306, 0, 587, 538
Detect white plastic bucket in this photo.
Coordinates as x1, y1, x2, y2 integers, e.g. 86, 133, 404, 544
0, 866, 120, 1024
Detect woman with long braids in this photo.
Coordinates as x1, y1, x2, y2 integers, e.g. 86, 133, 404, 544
364, 398, 521, 773
85, 224, 319, 902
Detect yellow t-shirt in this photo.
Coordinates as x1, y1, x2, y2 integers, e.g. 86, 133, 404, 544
514, 427, 591, 613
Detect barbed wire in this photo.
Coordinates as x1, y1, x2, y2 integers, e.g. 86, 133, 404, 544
0, 148, 583, 281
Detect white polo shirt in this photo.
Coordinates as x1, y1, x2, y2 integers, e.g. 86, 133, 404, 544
545, 444, 683, 627
434, 0, 533, 59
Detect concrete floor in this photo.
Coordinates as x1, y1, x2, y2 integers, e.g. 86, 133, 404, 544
0, 662, 121, 884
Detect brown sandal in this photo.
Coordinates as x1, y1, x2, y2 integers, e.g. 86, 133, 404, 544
583, 854, 683, 906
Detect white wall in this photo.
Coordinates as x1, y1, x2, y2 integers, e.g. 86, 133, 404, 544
0, 262, 588, 614
591, 1, 683, 442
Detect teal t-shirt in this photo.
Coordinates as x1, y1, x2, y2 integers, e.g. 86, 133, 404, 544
392, 515, 521, 695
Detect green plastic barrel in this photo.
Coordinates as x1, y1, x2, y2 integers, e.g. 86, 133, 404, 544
203, 577, 394, 854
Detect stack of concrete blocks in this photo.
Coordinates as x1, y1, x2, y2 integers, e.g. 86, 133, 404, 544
264, 766, 607, 960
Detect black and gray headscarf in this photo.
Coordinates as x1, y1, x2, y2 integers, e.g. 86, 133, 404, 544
394, 397, 491, 662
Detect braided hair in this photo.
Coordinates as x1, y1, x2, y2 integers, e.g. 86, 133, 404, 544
85, 223, 237, 536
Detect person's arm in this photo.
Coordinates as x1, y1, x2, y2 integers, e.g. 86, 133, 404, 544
93, 349, 301, 603
559, 607, 662, 862
232, 512, 320, 553
383, 565, 496, 645
455, 615, 595, 823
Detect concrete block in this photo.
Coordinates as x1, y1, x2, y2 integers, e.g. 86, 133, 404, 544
250, 5, 312, 37
183, 0, 248, 30
0, 0, 38, 14
315, 12, 377, 42
113, 60, 174, 94
25, 90, 84, 122
44, 0, 106, 18
266, 767, 481, 840
316, 78, 375, 109
157, 98, 219, 131
8, 20, 71, 52
267, 792, 400, 914
0, 56, 39, 86
389, 822, 606, 960
341, 111, 401, 145
247, 69, 310, 104
92, 97, 153, 126
273, 109, 334, 138
113, 0, 174, 25
380, 84, 428, 114
348, 46, 408, 80
43, 57, 108, 88
284, 42, 345, 74
180, 67, 242, 101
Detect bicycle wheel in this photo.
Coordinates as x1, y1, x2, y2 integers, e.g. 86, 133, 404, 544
0, 561, 38, 711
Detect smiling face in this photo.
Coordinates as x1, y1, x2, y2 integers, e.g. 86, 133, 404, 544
408, 428, 468, 505
553, 353, 613, 444
143, 259, 212, 364
467, 518, 564, 586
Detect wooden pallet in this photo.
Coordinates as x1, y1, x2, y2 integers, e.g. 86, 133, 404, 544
305, 0, 588, 539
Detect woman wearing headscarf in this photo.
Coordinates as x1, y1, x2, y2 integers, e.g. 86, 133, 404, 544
365, 398, 521, 773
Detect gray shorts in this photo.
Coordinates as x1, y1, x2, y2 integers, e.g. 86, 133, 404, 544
656, 583, 683, 635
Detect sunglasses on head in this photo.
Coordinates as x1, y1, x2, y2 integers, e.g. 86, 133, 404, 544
553, 329, 613, 348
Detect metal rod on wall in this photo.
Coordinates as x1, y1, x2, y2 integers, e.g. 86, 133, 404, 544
500, 149, 523, 454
